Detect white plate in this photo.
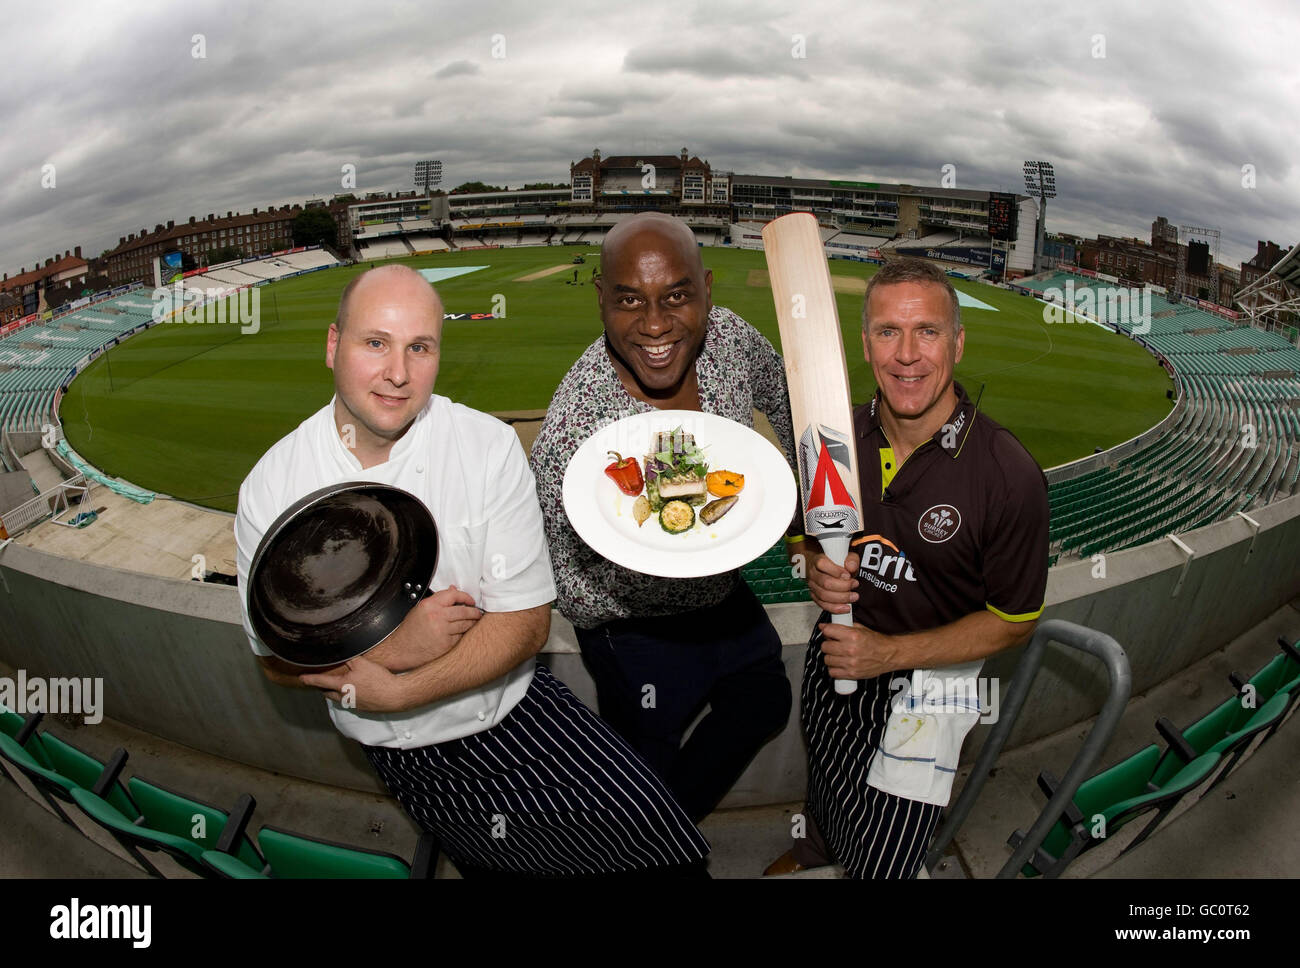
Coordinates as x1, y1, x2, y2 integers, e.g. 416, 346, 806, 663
562, 410, 798, 578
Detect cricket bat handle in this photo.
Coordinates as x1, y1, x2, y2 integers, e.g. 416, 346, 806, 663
818, 534, 859, 695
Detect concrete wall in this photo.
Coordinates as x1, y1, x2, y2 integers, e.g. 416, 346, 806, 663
1, 492, 1298, 807
5, 431, 44, 456
0, 471, 36, 518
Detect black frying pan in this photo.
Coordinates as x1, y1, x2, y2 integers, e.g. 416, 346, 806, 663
247, 482, 438, 668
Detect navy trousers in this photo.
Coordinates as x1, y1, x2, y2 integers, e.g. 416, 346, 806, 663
573, 580, 792, 822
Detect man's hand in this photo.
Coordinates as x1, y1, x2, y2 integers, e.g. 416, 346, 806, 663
807, 550, 860, 616
299, 655, 415, 713
363, 585, 483, 673
818, 620, 904, 681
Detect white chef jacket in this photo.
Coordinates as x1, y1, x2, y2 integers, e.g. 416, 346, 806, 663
234, 394, 556, 747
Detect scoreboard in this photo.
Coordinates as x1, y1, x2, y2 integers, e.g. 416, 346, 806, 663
988, 192, 1019, 242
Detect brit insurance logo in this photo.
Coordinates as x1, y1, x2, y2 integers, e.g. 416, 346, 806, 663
852, 534, 917, 595
918, 504, 961, 543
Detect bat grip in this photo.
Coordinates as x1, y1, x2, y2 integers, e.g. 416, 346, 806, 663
817, 534, 859, 696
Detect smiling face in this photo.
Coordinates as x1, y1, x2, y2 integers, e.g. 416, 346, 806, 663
862, 280, 964, 434
596, 216, 711, 406
325, 267, 442, 465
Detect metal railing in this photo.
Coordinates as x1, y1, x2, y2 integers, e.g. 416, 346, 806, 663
0, 473, 93, 536
924, 619, 1131, 878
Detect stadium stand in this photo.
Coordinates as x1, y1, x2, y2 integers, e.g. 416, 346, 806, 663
0, 289, 153, 435
1026, 270, 1300, 562
279, 249, 340, 272
824, 230, 889, 257
358, 238, 412, 259
0, 249, 340, 442
404, 234, 449, 252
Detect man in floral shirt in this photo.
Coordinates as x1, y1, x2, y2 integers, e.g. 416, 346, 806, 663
530, 213, 798, 823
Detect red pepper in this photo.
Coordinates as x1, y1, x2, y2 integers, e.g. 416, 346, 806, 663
604, 451, 644, 496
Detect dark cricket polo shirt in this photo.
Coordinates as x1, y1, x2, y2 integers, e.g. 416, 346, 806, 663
849, 380, 1049, 635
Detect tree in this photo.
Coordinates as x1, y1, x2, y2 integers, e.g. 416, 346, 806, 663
451, 181, 505, 194
293, 207, 338, 248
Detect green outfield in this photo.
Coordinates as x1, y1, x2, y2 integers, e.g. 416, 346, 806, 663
60, 247, 1174, 512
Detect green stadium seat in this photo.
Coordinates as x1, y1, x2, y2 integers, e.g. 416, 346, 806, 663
1009, 740, 1221, 878
0, 724, 157, 870
64, 744, 266, 879
0, 701, 24, 741
198, 849, 266, 879
0, 714, 90, 827
1153, 690, 1291, 792
202, 824, 437, 879
1227, 650, 1297, 717
1269, 637, 1300, 733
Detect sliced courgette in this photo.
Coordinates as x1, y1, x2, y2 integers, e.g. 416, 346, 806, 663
659, 500, 695, 534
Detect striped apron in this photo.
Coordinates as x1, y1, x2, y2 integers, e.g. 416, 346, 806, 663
802, 626, 944, 879
364, 663, 710, 876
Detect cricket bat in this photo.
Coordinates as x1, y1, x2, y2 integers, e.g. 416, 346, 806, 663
763, 213, 864, 696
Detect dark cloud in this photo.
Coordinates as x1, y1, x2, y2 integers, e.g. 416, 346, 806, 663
2, 0, 1298, 274
623, 40, 810, 81
435, 60, 481, 79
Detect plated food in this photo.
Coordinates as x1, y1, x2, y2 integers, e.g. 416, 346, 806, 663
561, 410, 798, 578
609, 427, 747, 535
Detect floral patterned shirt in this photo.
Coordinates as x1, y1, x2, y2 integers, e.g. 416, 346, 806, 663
529, 306, 796, 629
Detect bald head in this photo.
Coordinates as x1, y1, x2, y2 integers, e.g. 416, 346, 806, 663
595, 212, 713, 405
601, 213, 704, 277
335, 264, 442, 332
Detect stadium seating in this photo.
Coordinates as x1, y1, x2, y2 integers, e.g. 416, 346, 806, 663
0, 250, 339, 438
1, 701, 438, 879
70, 760, 265, 878
1034, 270, 1300, 561
405, 233, 449, 252
359, 238, 412, 259
742, 543, 811, 606
1008, 634, 1296, 877
1010, 745, 1222, 877
278, 249, 340, 272
201, 825, 436, 879
824, 231, 888, 255
0, 715, 137, 835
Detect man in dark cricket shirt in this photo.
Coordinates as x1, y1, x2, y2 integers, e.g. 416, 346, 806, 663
767, 257, 1050, 879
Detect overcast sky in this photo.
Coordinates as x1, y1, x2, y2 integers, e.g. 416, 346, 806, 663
4, 0, 1298, 275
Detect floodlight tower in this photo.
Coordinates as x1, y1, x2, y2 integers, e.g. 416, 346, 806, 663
414, 159, 443, 203
1022, 161, 1057, 274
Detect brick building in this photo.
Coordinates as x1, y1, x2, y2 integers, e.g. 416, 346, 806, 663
0, 249, 90, 315
100, 202, 352, 287
0, 292, 22, 324
1077, 235, 1177, 288
1239, 240, 1289, 293
568, 148, 731, 218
